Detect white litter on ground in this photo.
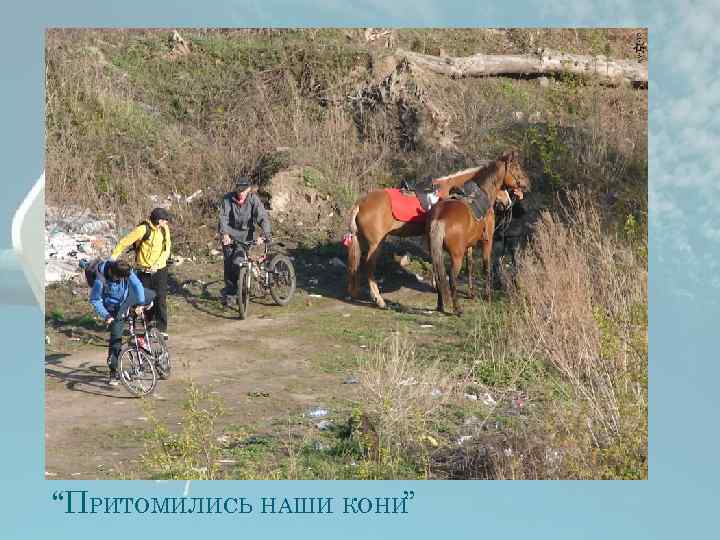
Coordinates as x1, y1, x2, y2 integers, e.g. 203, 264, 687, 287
480, 392, 497, 407
45, 206, 119, 285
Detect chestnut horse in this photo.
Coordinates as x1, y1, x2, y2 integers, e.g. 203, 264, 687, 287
429, 150, 530, 315
345, 151, 515, 309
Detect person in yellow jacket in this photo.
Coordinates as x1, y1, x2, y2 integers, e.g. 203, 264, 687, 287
110, 207, 173, 338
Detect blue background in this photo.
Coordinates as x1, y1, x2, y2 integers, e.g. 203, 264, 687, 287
2, 0, 716, 537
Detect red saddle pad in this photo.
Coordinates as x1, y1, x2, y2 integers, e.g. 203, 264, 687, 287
385, 188, 427, 223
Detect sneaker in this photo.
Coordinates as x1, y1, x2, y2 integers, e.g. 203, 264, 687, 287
107, 372, 120, 386
220, 291, 237, 307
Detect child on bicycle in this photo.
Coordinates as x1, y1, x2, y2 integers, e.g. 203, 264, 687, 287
87, 260, 155, 386
218, 176, 272, 304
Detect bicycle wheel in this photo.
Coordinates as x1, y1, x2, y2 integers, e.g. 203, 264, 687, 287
237, 266, 251, 319
147, 328, 171, 380
268, 254, 296, 306
118, 345, 157, 397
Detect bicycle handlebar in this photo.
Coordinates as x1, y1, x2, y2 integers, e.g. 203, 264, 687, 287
234, 239, 273, 247
120, 301, 153, 319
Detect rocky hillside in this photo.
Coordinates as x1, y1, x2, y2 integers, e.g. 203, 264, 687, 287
46, 28, 647, 252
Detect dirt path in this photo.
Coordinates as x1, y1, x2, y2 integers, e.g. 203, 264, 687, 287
44, 278, 438, 479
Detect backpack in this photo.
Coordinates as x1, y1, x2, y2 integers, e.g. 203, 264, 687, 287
129, 220, 167, 255
82, 258, 108, 292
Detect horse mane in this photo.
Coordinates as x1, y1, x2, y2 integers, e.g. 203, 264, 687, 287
470, 160, 503, 201
432, 162, 490, 187
432, 159, 500, 200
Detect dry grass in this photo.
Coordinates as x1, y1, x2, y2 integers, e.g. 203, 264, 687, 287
350, 195, 647, 480
499, 193, 647, 478
358, 332, 461, 471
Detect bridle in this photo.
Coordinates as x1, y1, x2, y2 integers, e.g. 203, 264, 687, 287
503, 159, 525, 192
495, 158, 526, 234
494, 189, 518, 234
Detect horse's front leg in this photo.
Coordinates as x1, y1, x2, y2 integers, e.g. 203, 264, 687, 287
449, 250, 465, 316
466, 246, 475, 300
482, 228, 494, 302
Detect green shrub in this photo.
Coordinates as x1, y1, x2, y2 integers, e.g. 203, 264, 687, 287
141, 382, 225, 479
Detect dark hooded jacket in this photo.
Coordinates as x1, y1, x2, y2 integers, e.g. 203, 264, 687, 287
218, 191, 272, 242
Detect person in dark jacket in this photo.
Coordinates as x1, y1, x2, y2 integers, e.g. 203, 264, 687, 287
218, 177, 272, 302
493, 192, 528, 283
89, 260, 155, 386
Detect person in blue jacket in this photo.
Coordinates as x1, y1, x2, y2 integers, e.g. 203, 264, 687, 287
88, 260, 155, 386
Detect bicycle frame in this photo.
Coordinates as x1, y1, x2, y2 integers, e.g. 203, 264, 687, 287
114, 304, 160, 397
232, 242, 273, 296
125, 309, 151, 352
228, 240, 295, 318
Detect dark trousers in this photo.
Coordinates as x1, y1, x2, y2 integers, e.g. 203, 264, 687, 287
492, 234, 522, 286
107, 287, 155, 372
137, 267, 168, 332
500, 235, 521, 267
222, 244, 246, 294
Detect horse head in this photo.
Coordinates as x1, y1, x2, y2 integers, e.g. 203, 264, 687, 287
498, 149, 530, 193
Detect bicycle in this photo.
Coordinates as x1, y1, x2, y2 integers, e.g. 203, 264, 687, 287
229, 240, 296, 320
116, 304, 171, 396
147, 325, 171, 380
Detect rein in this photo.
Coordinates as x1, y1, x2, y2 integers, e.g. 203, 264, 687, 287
494, 201, 514, 234
493, 159, 524, 233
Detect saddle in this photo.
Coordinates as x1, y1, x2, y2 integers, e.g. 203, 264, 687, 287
449, 181, 492, 221
400, 177, 440, 211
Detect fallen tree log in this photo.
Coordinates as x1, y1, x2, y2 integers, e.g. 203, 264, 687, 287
397, 48, 647, 87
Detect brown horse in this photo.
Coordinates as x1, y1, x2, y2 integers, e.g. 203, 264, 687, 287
429, 150, 530, 315
345, 152, 515, 309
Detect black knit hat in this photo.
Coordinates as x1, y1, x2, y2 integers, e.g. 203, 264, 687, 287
150, 207, 173, 224
235, 176, 252, 190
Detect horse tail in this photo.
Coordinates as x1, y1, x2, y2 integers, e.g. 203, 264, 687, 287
430, 217, 447, 293
348, 203, 359, 235
346, 204, 362, 298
